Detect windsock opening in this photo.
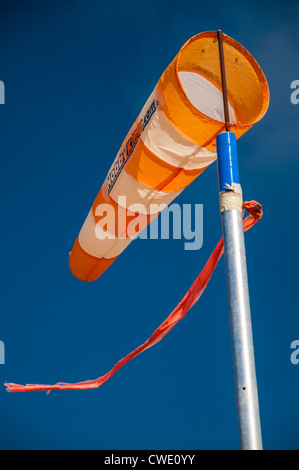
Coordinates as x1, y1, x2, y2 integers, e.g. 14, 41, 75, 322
176, 31, 269, 127
177, 71, 237, 124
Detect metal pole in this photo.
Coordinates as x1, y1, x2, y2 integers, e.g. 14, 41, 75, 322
216, 31, 263, 450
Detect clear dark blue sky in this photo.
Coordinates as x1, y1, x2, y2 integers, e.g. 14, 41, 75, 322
1, 0, 298, 450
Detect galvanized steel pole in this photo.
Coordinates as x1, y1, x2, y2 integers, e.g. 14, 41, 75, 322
216, 31, 263, 450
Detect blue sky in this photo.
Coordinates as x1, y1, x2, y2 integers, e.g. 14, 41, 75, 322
0, 0, 298, 450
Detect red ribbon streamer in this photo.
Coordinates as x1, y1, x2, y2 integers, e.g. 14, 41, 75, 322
5, 201, 262, 393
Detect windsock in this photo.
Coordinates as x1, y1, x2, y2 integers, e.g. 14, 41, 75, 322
69, 31, 269, 282
5, 32, 269, 394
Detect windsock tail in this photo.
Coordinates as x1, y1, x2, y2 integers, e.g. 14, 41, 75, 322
5, 201, 262, 394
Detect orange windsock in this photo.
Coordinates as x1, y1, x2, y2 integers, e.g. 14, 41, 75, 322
69, 31, 269, 282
